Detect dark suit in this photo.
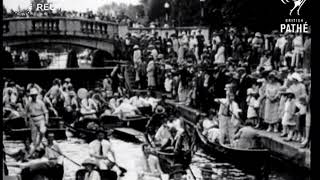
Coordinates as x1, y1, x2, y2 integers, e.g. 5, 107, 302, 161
236, 74, 252, 121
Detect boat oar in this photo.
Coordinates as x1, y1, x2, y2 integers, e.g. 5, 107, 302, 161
194, 153, 216, 162
41, 143, 82, 167
188, 165, 197, 180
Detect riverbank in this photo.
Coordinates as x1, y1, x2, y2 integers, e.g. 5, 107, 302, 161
165, 99, 311, 170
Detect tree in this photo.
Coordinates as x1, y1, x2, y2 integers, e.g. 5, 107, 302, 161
3, 5, 7, 16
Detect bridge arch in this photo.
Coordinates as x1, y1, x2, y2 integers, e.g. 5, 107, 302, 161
3, 17, 119, 55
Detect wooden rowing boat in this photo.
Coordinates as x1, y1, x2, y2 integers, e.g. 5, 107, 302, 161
144, 120, 196, 179
4, 116, 67, 140
75, 169, 117, 180
64, 123, 113, 143
194, 124, 270, 178
5, 128, 67, 140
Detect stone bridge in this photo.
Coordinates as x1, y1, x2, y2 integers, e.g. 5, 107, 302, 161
3, 17, 118, 55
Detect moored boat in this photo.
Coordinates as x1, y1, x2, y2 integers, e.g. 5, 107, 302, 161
4, 117, 67, 140
194, 123, 270, 179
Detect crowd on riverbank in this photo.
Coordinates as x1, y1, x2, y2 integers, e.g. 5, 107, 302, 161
113, 26, 311, 147
3, 8, 132, 24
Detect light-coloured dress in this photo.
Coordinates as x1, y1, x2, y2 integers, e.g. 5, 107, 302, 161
264, 82, 281, 124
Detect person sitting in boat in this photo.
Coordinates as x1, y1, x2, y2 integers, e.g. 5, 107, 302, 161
144, 91, 160, 111
40, 90, 59, 117
146, 106, 167, 138
8, 147, 52, 180
112, 98, 141, 119
232, 123, 261, 149
139, 144, 164, 180
89, 129, 117, 171
199, 111, 221, 144
42, 132, 64, 180
92, 89, 108, 117
3, 87, 21, 120
129, 91, 149, 108
153, 115, 175, 147
63, 90, 79, 124
160, 116, 191, 166
103, 74, 113, 98
6, 137, 35, 162
109, 93, 121, 111
82, 158, 101, 180
79, 88, 98, 120
45, 78, 65, 111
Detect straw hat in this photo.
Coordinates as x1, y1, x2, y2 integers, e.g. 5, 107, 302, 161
255, 32, 262, 37
133, 45, 139, 50
236, 67, 246, 72
283, 89, 295, 96
257, 78, 266, 83
291, 72, 302, 82
77, 88, 88, 99
64, 78, 71, 82
224, 83, 234, 91
29, 88, 39, 95
68, 90, 76, 97
155, 105, 165, 114
82, 158, 98, 167
157, 54, 164, 59
268, 71, 277, 78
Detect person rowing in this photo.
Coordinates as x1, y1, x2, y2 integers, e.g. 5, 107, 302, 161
88, 128, 124, 176
82, 158, 101, 180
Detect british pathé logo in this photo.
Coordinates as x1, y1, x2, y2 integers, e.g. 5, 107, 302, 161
281, 0, 307, 16
280, 19, 309, 33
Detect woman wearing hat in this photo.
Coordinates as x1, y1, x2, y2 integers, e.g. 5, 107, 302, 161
286, 72, 307, 102
264, 72, 281, 132
82, 158, 101, 180
281, 89, 297, 142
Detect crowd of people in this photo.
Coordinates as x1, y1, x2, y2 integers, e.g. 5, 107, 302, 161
2, 75, 192, 179
116, 26, 311, 148
3, 8, 132, 25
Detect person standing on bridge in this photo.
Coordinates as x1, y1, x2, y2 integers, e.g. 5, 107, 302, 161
25, 88, 49, 147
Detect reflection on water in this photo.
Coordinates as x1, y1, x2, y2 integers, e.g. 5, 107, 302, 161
4, 138, 310, 180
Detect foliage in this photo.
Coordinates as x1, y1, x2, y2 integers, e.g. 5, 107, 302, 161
97, 2, 145, 21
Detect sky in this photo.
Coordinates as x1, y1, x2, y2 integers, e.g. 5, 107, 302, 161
3, 0, 141, 12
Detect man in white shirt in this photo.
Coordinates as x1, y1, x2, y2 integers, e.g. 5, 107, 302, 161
129, 92, 148, 108
89, 130, 116, 170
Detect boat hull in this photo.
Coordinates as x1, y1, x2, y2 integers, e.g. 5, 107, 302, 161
194, 125, 270, 177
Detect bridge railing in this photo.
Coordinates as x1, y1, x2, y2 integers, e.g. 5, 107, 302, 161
3, 17, 119, 39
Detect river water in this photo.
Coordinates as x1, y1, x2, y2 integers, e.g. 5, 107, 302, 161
4, 135, 310, 180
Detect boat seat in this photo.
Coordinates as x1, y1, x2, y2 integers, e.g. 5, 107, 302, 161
3, 176, 20, 180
